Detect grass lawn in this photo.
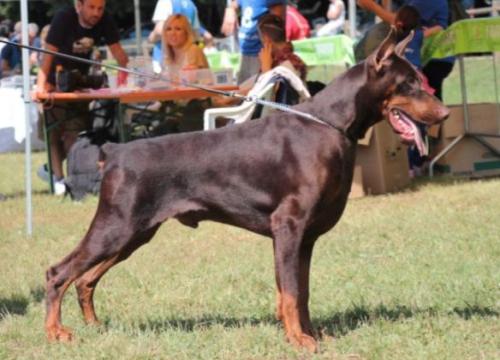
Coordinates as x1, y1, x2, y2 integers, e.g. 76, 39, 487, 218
0, 150, 499, 359
1, 54, 499, 359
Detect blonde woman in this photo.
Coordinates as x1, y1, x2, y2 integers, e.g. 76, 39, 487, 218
161, 14, 208, 77
156, 14, 211, 132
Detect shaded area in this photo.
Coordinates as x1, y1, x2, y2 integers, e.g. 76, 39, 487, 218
317, 303, 499, 337
0, 189, 54, 200
0, 286, 45, 321
108, 302, 498, 336
133, 314, 277, 334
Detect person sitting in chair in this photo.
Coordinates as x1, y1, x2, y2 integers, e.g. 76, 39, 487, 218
214, 13, 307, 108
148, 14, 210, 133
161, 13, 209, 78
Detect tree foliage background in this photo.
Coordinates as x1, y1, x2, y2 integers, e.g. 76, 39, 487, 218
0, 0, 226, 36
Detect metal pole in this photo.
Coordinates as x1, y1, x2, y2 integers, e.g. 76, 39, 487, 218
458, 55, 470, 132
492, 52, 500, 131
348, 0, 357, 38
134, 0, 142, 56
20, 0, 32, 235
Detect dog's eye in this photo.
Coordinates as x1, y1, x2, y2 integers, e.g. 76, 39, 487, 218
396, 76, 421, 94
396, 82, 412, 94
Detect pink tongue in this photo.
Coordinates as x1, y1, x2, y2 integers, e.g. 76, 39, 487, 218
389, 111, 427, 156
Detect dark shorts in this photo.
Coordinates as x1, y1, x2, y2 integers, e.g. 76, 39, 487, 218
38, 101, 92, 140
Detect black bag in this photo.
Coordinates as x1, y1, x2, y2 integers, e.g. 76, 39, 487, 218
64, 129, 110, 201
57, 69, 108, 92
354, 22, 391, 63
448, 0, 470, 24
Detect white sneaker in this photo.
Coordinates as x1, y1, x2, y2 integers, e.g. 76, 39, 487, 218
37, 164, 57, 184
54, 179, 66, 196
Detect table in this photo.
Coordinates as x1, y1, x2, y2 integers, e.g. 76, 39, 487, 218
292, 34, 355, 68
421, 17, 500, 176
36, 85, 238, 192
205, 34, 355, 75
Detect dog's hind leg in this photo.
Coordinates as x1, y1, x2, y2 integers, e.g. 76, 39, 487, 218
45, 210, 157, 342
74, 225, 160, 326
74, 255, 119, 326
271, 199, 317, 352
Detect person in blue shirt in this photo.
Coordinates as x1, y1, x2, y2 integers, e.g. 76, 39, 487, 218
0, 22, 39, 77
358, 0, 453, 100
393, 5, 423, 68
221, 0, 286, 84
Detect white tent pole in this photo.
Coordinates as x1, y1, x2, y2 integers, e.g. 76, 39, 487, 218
20, 0, 33, 235
134, 0, 142, 55
348, 0, 357, 38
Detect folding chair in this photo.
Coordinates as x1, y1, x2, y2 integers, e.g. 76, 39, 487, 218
203, 80, 276, 130
203, 65, 311, 131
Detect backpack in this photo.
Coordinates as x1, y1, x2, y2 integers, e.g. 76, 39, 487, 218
64, 131, 106, 201
65, 100, 117, 201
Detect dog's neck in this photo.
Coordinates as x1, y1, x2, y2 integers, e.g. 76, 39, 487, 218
298, 63, 386, 141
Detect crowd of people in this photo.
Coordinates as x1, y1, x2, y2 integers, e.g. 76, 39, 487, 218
0, 20, 42, 78
0, 0, 488, 195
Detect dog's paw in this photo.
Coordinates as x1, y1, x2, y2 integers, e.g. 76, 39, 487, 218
299, 334, 319, 353
83, 316, 102, 327
288, 333, 319, 353
47, 326, 73, 342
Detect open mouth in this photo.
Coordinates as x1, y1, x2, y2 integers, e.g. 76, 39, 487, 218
388, 109, 427, 156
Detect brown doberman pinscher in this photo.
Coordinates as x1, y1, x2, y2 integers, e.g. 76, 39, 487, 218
44, 29, 449, 351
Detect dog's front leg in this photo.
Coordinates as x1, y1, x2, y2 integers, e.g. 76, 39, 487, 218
298, 239, 316, 338
271, 202, 317, 353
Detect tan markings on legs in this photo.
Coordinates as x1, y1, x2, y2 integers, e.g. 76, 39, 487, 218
45, 276, 77, 342
281, 291, 317, 352
75, 255, 119, 325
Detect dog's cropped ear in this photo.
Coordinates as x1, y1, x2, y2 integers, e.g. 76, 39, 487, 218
368, 26, 398, 72
395, 30, 414, 57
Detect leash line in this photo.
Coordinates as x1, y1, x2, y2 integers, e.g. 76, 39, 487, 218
0, 39, 233, 96
246, 94, 351, 138
2, 39, 349, 137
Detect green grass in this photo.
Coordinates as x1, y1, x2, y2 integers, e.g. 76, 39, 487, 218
442, 55, 500, 105
1, 57, 499, 358
0, 152, 499, 359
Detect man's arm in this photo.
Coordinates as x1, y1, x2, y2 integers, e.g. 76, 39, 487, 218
108, 42, 129, 86
327, 1, 344, 21
357, 0, 395, 24
35, 43, 57, 98
148, 20, 164, 44
269, 3, 286, 20
423, 25, 444, 38
108, 42, 128, 68
221, 0, 239, 37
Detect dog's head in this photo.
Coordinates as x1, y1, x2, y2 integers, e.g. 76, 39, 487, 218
365, 28, 450, 155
